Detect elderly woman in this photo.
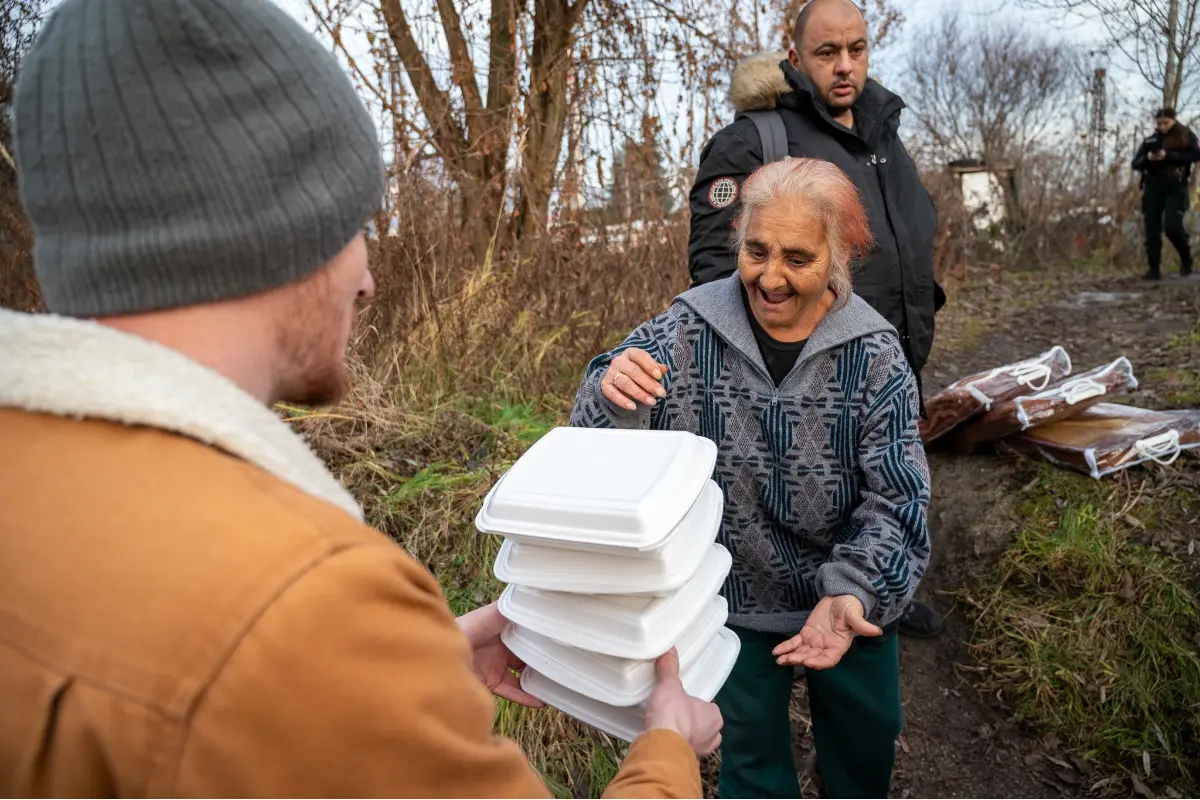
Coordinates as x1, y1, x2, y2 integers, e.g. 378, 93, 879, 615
569, 157, 930, 799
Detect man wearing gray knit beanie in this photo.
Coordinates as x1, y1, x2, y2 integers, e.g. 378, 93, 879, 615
0, 0, 717, 796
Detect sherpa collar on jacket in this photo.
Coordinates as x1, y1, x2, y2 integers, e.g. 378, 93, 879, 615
0, 308, 364, 521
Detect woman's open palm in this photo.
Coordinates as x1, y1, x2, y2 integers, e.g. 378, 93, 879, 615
772, 595, 882, 670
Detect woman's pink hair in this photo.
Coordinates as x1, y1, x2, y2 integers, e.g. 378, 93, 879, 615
731, 157, 874, 309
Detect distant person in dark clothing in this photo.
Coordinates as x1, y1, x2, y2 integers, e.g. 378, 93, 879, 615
1133, 107, 1200, 280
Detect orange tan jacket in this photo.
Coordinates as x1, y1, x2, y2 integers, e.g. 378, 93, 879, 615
0, 309, 702, 798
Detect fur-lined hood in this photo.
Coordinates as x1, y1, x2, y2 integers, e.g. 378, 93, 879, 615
727, 51, 904, 124
729, 51, 792, 113
0, 308, 364, 521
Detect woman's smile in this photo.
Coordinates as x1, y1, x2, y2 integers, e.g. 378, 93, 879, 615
756, 285, 796, 309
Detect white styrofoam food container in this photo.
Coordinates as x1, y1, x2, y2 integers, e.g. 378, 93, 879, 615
496, 544, 729, 662
497, 543, 732, 660
521, 626, 741, 743
492, 479, 724, 596
475, 427, 719, 553
502, 595, 728, 707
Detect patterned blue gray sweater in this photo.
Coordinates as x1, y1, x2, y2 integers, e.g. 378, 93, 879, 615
570, 277, 931, 634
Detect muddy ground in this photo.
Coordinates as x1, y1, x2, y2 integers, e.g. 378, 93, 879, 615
784, 270, 1200, 799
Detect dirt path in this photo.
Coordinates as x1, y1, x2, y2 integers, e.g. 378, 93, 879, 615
798, 270, 1200, 799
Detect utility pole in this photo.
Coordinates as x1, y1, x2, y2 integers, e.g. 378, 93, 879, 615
1088, 67, 1108, 197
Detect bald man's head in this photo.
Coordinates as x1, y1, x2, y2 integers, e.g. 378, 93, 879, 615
793, 0, 864, 46
789, 0, 869, 121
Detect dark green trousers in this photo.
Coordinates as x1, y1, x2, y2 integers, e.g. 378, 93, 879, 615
714, 626, 902, 798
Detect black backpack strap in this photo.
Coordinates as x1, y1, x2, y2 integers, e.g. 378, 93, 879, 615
742, 110, 789, 164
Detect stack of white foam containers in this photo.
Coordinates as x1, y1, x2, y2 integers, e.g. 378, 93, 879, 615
475, 427, 740, 742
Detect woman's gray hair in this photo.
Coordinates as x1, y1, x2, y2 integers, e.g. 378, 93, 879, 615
731, 157, 874, 309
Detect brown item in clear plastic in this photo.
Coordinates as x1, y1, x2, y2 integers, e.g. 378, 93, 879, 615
951, 357, 1138, 453
996, 403, 1200, 479
920, 346, 1073, 445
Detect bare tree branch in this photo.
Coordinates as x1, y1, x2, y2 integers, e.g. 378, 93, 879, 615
1024, 0, 1200, 107
903, 12, 1078, 168
434, 0, 485, 131
380, 0, 470, 164
306, 0, 393, 112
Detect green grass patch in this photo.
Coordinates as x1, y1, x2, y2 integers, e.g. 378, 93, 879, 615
1168, 328, 1200, 350
1150, 318, 1200, 406
955, 315, 986, 350
469, 399, 562, 444
384, 461, 483, 500
585, 747, 622, 798
969, 466, 1200, 790
1145, 367, 1200, 407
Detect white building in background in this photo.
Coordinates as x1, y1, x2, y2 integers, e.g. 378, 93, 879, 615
947, 158, 1016, 234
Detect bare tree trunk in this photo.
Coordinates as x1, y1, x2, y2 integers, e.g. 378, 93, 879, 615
381, 0, 518, 262
1166, 0, 1182, 107
514, 0, 588, 241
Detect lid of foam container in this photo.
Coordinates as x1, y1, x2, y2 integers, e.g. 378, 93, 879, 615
497, 543, 731, 660
493, 480, 723, 596
475, 427, 718, 551
521, 626, 741, 743
502, 595, 728, 707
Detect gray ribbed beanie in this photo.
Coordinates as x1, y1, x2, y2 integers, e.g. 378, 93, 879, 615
13, 0, 386, 317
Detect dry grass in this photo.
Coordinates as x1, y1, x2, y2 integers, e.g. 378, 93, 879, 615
355, 182, 690, 401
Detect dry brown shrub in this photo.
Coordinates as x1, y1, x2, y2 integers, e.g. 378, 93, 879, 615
357, 177, 691, 402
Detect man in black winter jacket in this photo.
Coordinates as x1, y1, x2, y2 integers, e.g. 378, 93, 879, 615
687, 0, 944, 640
1132, 107, 1200, 280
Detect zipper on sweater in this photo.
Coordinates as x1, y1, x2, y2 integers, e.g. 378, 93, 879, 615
683, 296, 892, 398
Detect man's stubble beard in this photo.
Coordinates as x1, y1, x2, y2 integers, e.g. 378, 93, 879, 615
271, 270, 353, 408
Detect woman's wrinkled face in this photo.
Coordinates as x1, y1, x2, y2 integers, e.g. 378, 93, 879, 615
738, 200, 833, 340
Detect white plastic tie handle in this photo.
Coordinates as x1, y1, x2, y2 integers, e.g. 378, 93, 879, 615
1018, 357, 1134, 425
1135, 430, 1182, 466
1055, 377, 1106, 406
964, 361, 1056, 407
1011, 362, 1054, 391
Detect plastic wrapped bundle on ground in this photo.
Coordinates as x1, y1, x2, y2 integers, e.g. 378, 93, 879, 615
920, 346, 1073, 445
950, 357, 1139, 453
997, 403, 1200, 479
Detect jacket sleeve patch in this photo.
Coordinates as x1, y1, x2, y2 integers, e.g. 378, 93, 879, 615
708, 177, 740, 209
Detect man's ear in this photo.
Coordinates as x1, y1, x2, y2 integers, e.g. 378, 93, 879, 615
787, 48, 802, 71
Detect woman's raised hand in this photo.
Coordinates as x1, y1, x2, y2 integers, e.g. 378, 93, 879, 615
600, 348, 669, 411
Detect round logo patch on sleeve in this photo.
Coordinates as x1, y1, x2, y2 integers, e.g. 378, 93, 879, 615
708, 177, 739, 209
